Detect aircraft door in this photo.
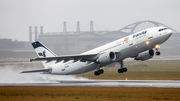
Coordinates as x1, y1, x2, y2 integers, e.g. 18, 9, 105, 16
147, 30, 153, 39
61, 64, 65, 71
61, 64, 69, 71
129, 37, 133, 46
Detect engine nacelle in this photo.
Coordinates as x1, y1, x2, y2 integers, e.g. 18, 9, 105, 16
135, 49, 154, 61
97, 51, 116, 64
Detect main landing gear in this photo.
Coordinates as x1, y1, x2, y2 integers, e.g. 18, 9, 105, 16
118, 61, 128, 73
94, 63, 104, 76
94, 69, 104, 76
118, 68, 127, 73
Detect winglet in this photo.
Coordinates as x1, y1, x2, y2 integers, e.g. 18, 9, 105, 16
30, 59, 34, 62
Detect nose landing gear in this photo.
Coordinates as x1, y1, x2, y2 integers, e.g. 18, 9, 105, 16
155, 51, 160, 55
155, 45, 161, 56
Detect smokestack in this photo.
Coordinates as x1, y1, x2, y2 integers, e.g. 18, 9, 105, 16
40, 26, 43, 35
90, 21, 93, 32
29, 26, 32, 43
63, 21, 67, 32
77, 21, 80, 32
35, 26, 38, 41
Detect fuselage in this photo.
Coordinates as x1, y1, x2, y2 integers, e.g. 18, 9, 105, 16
50, 27, 172, 75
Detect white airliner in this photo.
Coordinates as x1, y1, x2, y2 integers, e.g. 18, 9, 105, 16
21, 27, 172, 76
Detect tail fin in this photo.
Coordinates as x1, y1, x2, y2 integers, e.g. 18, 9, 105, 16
32, 41, 57, 69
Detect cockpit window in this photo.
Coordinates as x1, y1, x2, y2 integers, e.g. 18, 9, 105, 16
159, 28, 167, 32
159, 29, 163, 32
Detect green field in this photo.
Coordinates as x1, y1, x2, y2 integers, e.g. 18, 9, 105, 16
78, 60, 180, 80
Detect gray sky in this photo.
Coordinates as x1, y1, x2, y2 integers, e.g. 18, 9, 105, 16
0, 0, 179, 41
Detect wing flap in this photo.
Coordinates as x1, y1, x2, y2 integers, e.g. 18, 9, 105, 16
30, 54, 98, 63
21, 69, 52, 73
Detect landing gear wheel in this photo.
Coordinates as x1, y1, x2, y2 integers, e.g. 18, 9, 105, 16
118, 69, 123, 73
94, 71, 100, 76
156, 51, 160, 55
123, 68, 127, 72
118, 68, 127, 73
99, 69, 104, 74
118, 61, 128, 74
94, 69, 104, 76
94, 71, 97, 76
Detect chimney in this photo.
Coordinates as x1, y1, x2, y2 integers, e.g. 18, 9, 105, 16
40, 26, 43, 35
77, 21, 80, 32
90, 21, 93, 32
35, 26, 38, 41
63, 21, 67, 32
29, 26, 32, 43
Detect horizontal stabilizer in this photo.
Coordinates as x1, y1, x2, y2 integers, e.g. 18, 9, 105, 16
21, 69, 52, 73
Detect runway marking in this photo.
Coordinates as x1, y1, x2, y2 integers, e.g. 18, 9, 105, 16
0, 80, 180, 88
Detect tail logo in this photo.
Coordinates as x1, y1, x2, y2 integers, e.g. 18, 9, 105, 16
38, 51, 46, 57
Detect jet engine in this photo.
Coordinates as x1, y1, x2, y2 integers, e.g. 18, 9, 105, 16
97, 51, 116, 64
134, 49, 154, 61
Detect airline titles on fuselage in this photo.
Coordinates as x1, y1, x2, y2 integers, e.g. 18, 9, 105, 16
133, 30, 147, 39
116, 30, 148, 46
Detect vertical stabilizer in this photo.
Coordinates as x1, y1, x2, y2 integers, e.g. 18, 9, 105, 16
32, 41, 57, 69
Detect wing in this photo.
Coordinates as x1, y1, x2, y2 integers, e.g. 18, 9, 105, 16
30, 54, 99, 63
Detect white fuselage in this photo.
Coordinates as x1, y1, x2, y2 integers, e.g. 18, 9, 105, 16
50, 27, 172, 75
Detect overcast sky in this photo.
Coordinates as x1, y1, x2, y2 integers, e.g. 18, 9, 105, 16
0, 0, 179, 41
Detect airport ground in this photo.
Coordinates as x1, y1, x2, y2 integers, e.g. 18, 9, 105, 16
0, 59, 180, 101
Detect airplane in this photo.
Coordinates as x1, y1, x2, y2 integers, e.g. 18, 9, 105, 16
21, 27, 172, 76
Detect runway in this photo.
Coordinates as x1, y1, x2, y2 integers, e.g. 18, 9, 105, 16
1, 80, 180, 88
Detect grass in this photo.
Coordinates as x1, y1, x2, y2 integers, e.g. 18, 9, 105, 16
0, 86, 180, 101
78, 60, 180, 80
79, 72, 180, 80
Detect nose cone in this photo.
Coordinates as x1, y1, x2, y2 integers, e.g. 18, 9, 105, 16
164, 29, 173, 40
167, 29, 173, 36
